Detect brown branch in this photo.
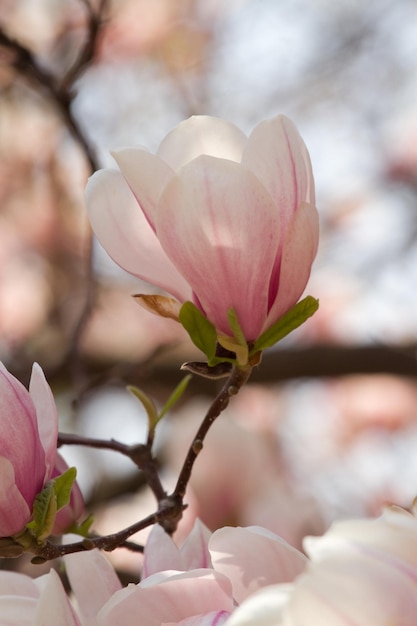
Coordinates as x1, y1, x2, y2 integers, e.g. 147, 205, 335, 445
172, 364, 252, 502
58, 433, 167, 502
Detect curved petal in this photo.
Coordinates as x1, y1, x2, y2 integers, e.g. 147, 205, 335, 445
112, 148, 174, 229
142, 524, 184, 579
209, 526, 307, 604
304, 506, 417, 570
263, 202, 319, 332
0, 364, 45, 507
288, 554, 417, 625
0, 457, 32, 536
29, 363, 57, 480
156, 156, 281, 340
64, 546, 122, 624
35, 570, 81, 626
157, 116, 247, 170
86, 169, 192, 302
180, 519, 212, 571
97, 570, 234, 626
224, 585, 290, 626
242, 115, 315, 237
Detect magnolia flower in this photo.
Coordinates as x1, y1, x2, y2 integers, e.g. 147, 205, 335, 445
225, 504, 417, 625
77, 520, 307, 626
0, 363, 82, 540
86, 115, 318, 345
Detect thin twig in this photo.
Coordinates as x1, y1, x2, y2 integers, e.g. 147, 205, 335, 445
58, 433, 167, 502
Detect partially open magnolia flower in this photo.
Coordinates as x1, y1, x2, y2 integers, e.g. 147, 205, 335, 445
0, 363, 83, 543
86, 115, 318, 350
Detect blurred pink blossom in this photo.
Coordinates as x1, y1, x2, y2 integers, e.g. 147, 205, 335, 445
86, 114, 318, 343
226, 504, 417, 625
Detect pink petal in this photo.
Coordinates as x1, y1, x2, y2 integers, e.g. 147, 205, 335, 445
0, 364, 45, 508
263, 201, 319, 332
224, 585, 290, 626
29, 363, 58, 480
209, 526, 307, 604
156, 156, 281, 340
0, 570, 38, 597
143, 524, 184, 579
35, 570, 81, 626
112, 148, 174, 229
0, 597, 39, 624
64, 544, 122, 622
288, 555, 417, 625
157, 116, 247, 170
180, 519, 212, 571
97, 570, 234, 626
163, 610, 231, 626
242, 115, 315, 237
86, 169, 192, 302
0, 456, 32, 536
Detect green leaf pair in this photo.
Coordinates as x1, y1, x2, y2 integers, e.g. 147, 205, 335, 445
179, 296, 319, 369
26, 466, 77, 542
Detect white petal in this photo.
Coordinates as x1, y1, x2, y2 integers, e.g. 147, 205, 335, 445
86, 169, 192, 302
29, 363, 58, 480
112, 148, 174, 229
158, 116, 247, 170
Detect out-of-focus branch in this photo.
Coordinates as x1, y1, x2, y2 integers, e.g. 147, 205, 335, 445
0, 0, 109, 384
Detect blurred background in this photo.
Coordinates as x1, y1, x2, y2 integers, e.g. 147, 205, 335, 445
1, 0, 417, 577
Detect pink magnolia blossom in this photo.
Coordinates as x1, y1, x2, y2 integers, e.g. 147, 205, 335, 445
226, 504, 417, 625
0, 362, 83, 538
71, 520, 306, 626
86, 115, 318, 343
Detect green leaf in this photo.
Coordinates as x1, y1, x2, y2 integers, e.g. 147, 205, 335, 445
66, 514, 95, 537
179, 302, 217, 361
252, 296, 319, 353
26, 467, 77, 542
157, 375, 192, 422
53, 466, 77, 512
128, 385, 158, 427
26, 482, 56, 541
227, 309, 247, 349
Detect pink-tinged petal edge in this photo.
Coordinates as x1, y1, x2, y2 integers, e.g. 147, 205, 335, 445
209, 526, 307, 604
263, 201, 319, 333
35, 569, 81, 626
29, 363, 58, 480
0, 364, 46, 509
243, 115, 315, 235
156, 156, 281, 340
64, 545, 122, 624
143, 524, 184, 579
86, 169, 191, 303
97, 570, 234, 626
